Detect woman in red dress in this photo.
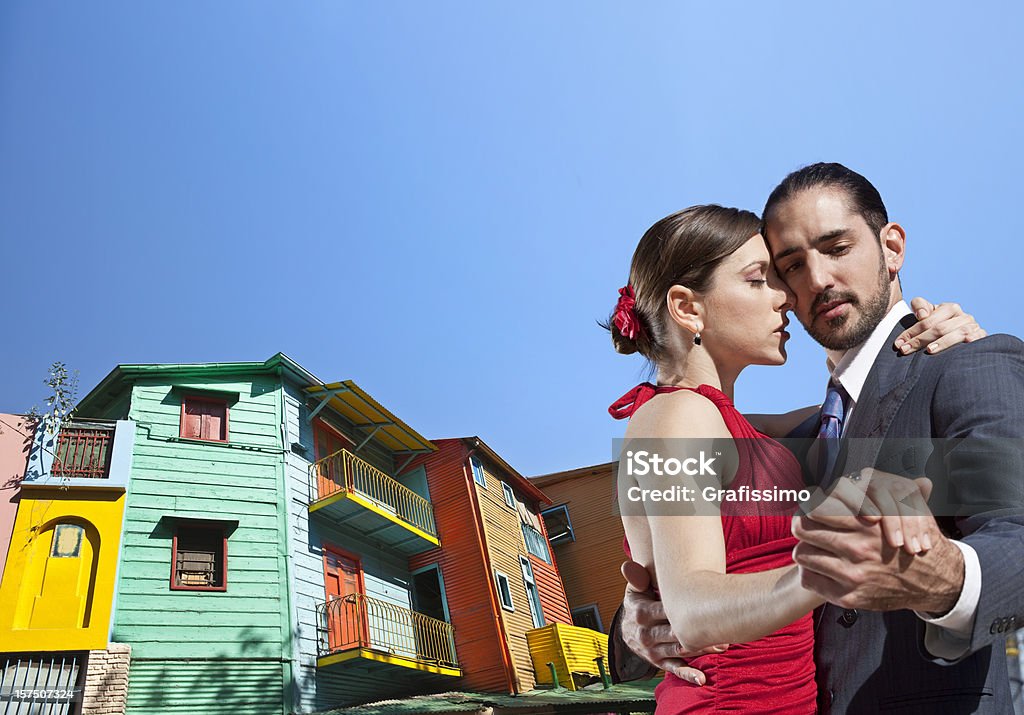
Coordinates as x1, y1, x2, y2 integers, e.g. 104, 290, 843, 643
606, 205, 976, 713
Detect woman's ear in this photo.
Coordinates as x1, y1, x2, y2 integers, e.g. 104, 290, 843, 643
666, 284, 702, 336
880, 222, 906, 277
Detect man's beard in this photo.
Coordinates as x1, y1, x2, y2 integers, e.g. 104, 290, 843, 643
802, 263, 891, 351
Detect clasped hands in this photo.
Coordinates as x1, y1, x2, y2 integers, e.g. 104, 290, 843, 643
620, 468, 960, 685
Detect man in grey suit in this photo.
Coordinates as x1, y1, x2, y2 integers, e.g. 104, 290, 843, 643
609, 163, 1024, 713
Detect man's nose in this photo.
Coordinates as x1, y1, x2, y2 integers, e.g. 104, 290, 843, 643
805, 255, 834, 294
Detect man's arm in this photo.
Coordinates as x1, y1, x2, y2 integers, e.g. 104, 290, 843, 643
931, 335, 1024, 657
793, 336, 1024, 661
608, 561, 723, 685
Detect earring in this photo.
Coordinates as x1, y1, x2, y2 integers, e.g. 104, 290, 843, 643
693, 332, 702, 346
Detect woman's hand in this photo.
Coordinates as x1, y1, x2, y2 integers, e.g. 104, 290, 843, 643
895, 297, 986, 355
809, 468, 940, 556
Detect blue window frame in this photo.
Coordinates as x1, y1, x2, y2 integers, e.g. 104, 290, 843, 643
541, 504, 575, 545
471, 456, 486, 488
522, 523, 551, 564
501, 482, 516, 508
520, 556, 544, 628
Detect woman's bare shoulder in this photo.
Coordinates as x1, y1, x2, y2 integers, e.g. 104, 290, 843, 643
626, 389, 731, 440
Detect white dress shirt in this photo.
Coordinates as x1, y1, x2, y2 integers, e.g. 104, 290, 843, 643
826, 300, 980, 660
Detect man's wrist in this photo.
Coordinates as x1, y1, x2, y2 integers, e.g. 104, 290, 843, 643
913, 536, 966, 614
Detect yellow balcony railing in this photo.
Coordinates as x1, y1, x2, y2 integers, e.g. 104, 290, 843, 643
316, 593, 458, 670
309, 449, 436, 537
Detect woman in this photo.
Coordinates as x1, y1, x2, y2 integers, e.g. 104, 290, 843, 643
607, 205, 981, 713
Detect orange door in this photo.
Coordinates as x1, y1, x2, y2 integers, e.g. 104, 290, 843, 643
314, 420, 352, 499
324, 547, 367, 651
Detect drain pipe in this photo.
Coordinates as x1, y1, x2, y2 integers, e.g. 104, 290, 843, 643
546, 662, 560, 689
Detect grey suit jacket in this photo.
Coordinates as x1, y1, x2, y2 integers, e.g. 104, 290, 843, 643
791, 316, 1024, 713
609, 316, 1024, 714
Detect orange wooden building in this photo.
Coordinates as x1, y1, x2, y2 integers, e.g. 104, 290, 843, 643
531, 462, 625, 635
407, 437, 573, 694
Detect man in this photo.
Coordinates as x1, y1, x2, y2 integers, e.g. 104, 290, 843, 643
609, 163, 1024, 713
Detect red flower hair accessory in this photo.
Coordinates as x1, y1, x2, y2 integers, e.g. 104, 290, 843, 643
613, 285, 644, 341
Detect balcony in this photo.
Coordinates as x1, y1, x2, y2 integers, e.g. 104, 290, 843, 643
308, 449, 439, 555
52, 424, 114, 479
22, 419, 133, 492
316, 594, 460, 696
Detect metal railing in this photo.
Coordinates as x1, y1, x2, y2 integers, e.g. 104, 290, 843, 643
52, 423, 115, 479
0, 652, 83, 714
315, 593, 458, 670
308, 449, 436, 537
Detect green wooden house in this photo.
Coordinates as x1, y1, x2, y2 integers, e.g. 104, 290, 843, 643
75, 354, 457, 715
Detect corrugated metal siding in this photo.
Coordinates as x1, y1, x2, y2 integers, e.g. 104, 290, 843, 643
126, 659, 285, 715
116, 378, 290, 715
525, 622, 608, 689
529, 554, 571, 626
408, 441, 512, 695
533, 465, 624, 633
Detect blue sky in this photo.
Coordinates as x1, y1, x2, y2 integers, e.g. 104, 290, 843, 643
2, 2, 1020, 476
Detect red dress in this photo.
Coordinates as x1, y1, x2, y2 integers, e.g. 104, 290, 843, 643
610, 383, 817, 714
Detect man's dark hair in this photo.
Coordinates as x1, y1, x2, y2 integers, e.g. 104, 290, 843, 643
763, 162, 888, 237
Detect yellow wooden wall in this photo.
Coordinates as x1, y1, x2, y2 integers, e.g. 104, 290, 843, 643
475, 463, 542, 692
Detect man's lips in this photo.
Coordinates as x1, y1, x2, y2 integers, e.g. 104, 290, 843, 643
815, 300, 850, 321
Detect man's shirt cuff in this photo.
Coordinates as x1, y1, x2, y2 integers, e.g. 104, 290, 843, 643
915, 540, 980, 660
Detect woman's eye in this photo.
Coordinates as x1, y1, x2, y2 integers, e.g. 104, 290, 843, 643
749, 279, 767, 286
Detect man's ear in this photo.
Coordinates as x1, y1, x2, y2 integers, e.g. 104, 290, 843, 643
880, 222, 906, 277
666, 284, 702, 336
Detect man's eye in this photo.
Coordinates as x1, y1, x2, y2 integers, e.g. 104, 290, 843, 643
784, 262, 803, 274
828, 245, 850, 256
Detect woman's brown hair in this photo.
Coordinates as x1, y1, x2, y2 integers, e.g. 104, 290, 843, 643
608, 205, 762, 361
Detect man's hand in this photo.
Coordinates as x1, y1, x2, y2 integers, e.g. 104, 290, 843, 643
791, 472, 965, 613
620, 560, 727, 685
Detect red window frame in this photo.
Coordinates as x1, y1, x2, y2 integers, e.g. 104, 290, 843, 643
170, 522, 229, 592
179, 395, 230, 443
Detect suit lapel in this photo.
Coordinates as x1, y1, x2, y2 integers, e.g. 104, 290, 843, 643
828, 314, 922, 482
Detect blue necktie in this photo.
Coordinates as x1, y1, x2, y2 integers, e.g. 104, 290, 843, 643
817, 382, 846, 482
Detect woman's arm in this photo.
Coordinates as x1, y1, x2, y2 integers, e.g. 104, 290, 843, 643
621, 391, 824, 652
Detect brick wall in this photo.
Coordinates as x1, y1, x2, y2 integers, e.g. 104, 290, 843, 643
81, 643, 130, 715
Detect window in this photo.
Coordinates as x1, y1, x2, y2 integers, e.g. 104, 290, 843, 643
501, 482, 516, 508
522, 523, 551, 563
571, 604, 604, 632
51, 524, 84, 558
519, 556, 544, 628
541, 504, 575, 545
180, 396, 228, 442
171, 523, 227, 591
412, 565, 449, 622
495, 571, 514, 611
471, 456, 486, 488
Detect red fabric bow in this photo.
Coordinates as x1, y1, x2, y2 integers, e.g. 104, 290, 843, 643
613, 285, 644, 341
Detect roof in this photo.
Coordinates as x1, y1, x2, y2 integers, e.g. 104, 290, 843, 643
531, 462, 616, 489
75, 353, 435, 454
317, 681, 658, 715
306, 381, 435, 454
443, 436, 551, 505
